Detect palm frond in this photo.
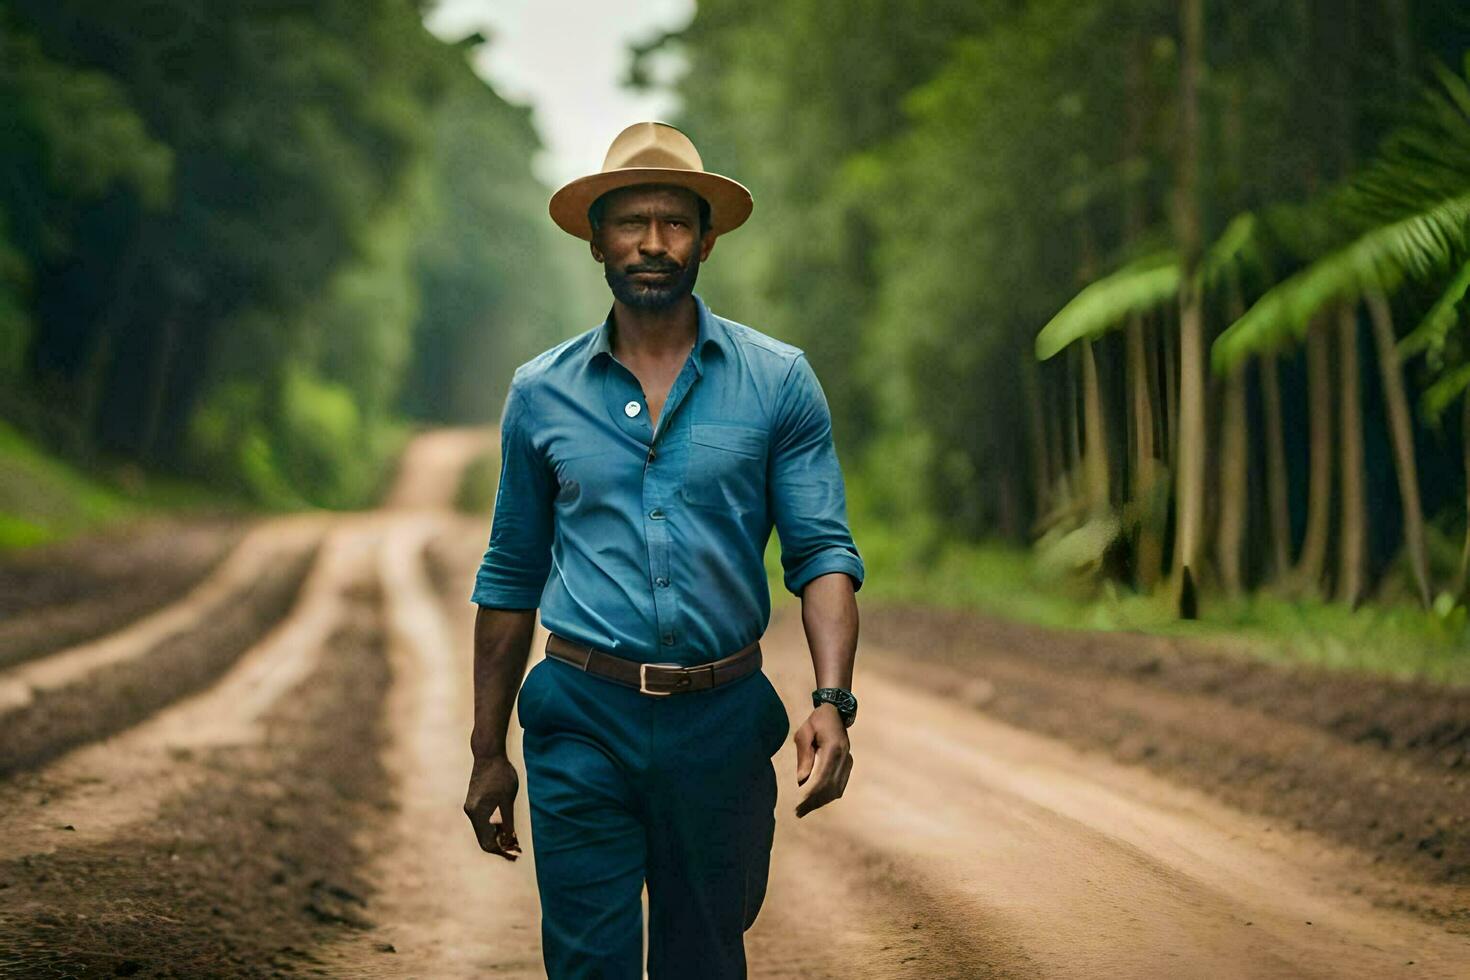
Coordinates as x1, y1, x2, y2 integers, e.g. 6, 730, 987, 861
1200, 212, 1266, 289
1035, 251, 1178, 361
1211, 192, 1470, 375
1399, 256, 1470, 366
1421, 361, 1470, 426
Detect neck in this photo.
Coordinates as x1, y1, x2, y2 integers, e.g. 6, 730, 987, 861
609, 294, 698, 361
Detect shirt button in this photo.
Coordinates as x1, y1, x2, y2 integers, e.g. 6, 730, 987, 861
661, 632, 675, 646
647, 446, 657, 461
624, 400, 641, 418
655, 577, 669, 588
649, 508, 665, 520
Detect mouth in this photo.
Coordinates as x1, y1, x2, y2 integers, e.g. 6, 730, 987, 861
630, 268, 677, 280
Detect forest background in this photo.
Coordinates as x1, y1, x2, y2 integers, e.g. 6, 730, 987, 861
4, 0, 1470, 678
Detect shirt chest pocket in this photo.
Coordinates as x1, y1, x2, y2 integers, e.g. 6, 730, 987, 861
681, 423, 767, 513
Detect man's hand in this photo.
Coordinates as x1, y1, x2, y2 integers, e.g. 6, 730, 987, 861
464, 753, 523, 860
793, 702, 853, 817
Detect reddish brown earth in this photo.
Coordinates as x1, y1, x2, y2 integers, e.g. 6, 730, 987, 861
859, 605, 1470, 920
0, 517, 246, 670
0, 427, 1466, 978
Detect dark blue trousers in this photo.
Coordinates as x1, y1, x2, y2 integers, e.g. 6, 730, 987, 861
517, 654, 791, 979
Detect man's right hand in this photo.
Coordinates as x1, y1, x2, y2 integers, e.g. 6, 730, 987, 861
465, 753, 523, 861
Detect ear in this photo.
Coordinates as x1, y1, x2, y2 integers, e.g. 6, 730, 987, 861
698, 230, 717, 262
589, 237, 605, 263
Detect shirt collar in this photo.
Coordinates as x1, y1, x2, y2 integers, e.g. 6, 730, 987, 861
589, 293, 724, 377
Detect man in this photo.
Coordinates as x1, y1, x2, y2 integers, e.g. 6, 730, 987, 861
464, 120, 863, 979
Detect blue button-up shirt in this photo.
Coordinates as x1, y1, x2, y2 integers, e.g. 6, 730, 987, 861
470, 293, 864, 665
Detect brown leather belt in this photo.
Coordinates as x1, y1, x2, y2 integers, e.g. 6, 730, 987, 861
544, 631, 762, 697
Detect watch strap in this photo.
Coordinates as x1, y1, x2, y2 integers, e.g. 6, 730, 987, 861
812, 686, 857, 727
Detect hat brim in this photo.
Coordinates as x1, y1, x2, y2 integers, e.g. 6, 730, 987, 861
548, 168, 753, 241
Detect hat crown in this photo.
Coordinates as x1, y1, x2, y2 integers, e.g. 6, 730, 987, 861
548, 120, 751, 241
602, 122, 704, 174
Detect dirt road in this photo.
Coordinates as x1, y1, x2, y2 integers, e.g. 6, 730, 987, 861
0, 427, 1465, 978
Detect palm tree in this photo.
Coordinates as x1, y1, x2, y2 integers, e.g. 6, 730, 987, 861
1213, 60, 1470, 609
1035, 215, 1269, 600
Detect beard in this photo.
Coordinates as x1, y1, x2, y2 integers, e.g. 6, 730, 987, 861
604, 250, 701, 310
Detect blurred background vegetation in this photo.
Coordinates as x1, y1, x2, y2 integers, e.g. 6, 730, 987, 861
633, 0, 1470, 674
4, 1, 1470, 673
0, 0, 592, 538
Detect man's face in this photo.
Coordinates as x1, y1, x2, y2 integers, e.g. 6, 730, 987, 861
591, 185, 714, 311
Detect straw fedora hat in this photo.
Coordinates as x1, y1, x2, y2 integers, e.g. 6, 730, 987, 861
548, 121, 753, 241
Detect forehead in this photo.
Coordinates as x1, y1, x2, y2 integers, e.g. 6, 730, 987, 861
600, 184, 702, 217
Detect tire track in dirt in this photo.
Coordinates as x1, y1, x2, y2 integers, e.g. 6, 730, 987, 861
757, 610, 1470, 979
318, 513, 545, 977
0, 514, 331, 773
0, 429, 498, 977
0, 554, 393, 978
0, 516, 247, 671
0, 519, 385, 862
861, 606, 1470, 916
9, 422, 1463, 978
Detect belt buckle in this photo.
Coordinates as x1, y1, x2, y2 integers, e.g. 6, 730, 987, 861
639, 662, 685, 697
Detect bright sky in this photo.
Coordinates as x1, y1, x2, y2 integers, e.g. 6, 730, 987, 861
424, 0, 696, 189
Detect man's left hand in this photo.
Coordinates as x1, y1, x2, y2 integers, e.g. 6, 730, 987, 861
793, 702, 853, 817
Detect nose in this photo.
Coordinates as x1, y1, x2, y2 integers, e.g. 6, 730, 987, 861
639, 220, 669, 256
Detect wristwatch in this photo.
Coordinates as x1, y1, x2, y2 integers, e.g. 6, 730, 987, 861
812, 687, 858, 728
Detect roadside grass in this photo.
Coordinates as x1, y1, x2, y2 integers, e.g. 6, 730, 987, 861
767, 495, 1470, 687
0, 419, 251, 552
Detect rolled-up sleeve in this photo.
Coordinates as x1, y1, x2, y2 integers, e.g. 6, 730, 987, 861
470, 377, 555, 609
768, 353, 865, 596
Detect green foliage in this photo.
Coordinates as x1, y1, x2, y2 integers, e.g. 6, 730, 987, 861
0, 207, 31, 382
0, 18, 172, 209
454, 446, 502, 516
854, 530, 1470, 684
1421, 361, 1470, 424
1035, 252, 1179, 360
1034, 212, 1264, 362
665, 0, 1470, 652
1213, 193, 1470, 372
402, 65, 573, 423
1400, 256, 1470, 366
186, 380, 300, 510
1213, 57, 1470, 374
0, 418, 238, 551
1, 4, 567, 514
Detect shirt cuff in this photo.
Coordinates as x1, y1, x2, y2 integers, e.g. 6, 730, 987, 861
784, 547, 865, 597
470, 579, 545, 609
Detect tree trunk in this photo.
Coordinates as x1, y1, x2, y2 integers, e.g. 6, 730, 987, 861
1217, 364, 1249, 596
1022, 353, 1051, 524
1172, 0, 1206, 616
1128, 314, 1165, 590
1457, 391, 1470, 604
1121, 38, 1163, 591
137, 302, 182, 466
80, 230, 145, 447
1067, 344, 1084, 503
1365, 291, 1433, 608
1081, 337, 1111, 514
1216, 272, 1250, 596
1336, 303, 1366, 608
1162, 308, 1179, 476
1260, 350, 1293, 580
1045, 365, 1070, 519
1293, 324, 1333, 596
